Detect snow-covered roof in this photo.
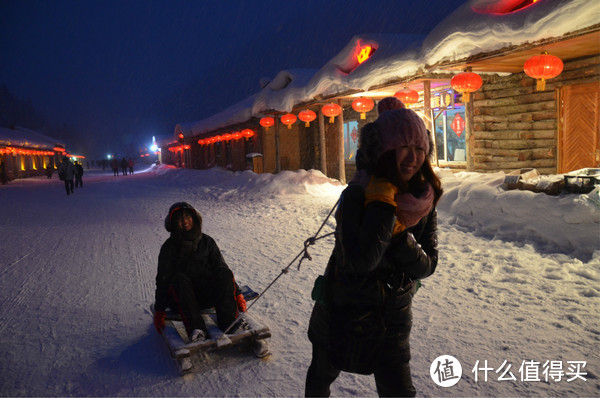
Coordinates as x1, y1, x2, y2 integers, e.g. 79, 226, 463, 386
172, 0, 600, 141
422, 0, 600, 67
0, 126, 64, 149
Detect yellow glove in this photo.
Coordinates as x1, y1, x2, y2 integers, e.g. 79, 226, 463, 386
392, 220, 406, 235
364, 177, 405, 235
364, 177, 398, 207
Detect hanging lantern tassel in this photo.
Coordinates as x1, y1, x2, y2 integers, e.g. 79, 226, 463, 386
537, 78, 546, 92
463, 91, 471, 103
524, 52, 564, 92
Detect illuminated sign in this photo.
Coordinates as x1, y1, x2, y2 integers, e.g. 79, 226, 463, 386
357, 45, 372, 64
431, 89, 455, 110
337, 40, 378, 74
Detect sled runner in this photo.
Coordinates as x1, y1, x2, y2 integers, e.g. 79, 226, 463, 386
151, 285, 271, 374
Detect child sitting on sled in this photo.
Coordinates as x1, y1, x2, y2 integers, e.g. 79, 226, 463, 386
153, 202, 247, 341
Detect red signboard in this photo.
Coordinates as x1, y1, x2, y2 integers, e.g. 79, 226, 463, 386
451, 114, 465, 138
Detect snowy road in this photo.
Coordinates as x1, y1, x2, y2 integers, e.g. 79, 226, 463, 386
0, 166, 598, 397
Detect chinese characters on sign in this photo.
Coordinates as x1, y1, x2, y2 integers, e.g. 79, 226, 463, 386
431, 89, 455, 110
451, 113, 465, 138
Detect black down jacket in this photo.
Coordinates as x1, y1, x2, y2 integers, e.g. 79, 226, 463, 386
154, 233, 232, 312
307, 182, 438, 358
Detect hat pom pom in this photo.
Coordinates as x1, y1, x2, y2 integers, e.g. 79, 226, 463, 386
377, 97, 405, 115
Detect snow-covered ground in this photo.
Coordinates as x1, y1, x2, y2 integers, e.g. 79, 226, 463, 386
0, 165, 598, 397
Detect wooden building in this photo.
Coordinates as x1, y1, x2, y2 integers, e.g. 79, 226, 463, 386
163, 0, 599, 181
0, 126, 68, 180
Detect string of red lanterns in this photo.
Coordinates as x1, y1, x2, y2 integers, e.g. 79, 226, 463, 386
196, 128, 255, 146
173, 52, 566, 157
0, 147, 59, 156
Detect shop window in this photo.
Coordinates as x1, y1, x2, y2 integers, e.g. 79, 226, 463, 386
343, 120, 359, 162
435, 107, 467, 163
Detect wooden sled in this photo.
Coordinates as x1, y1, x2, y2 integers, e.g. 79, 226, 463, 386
150, 287, 270, 374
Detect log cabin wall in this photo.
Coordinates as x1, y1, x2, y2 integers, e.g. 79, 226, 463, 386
261, 126, 277, 173
472, 55, 600, 174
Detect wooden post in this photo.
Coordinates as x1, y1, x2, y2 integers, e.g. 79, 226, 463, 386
318, 109, 327, 175
275, 116, 281, 173
423, 80, 432, 132
336, 99, 346, 184
465, 99, 474, 171
422, 80, 438, 166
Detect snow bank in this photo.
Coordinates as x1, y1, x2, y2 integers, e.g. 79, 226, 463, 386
437, 169, 599, 262
146, 164, 345, 199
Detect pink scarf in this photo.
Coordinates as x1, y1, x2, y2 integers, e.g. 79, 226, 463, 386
350, 170, 434, 228
395, 183, 434, 228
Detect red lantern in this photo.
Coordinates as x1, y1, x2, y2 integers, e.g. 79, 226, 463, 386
394, 87, 419, 104
241, 128, 255, 138
197, 139, 204, 145
524, 52, 563, 91
322, 103, 342, 124
232, 131, 242, 140
221, 133, 232, 142
451, 71, 483, 102
260, 116, 275, 129
298, 110, 317, 127
351, 97, 374, 119
281, 113, 297, 129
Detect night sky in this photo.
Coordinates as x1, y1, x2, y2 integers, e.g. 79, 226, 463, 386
1, 0, 466, 158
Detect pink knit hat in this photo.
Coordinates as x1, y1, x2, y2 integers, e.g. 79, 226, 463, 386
374, 97, 429, 155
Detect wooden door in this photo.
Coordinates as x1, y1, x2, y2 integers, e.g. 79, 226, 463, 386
558, 82, 600, 173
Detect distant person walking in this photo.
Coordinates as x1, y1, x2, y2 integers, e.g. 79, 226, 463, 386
1, 161, 9, 185
111, 158, 119, 176
128, 158, 134, 174
58, 157, 76, 195
74, 161, 84, 188
45, 164, 53, 179
121, 157, 128, 176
